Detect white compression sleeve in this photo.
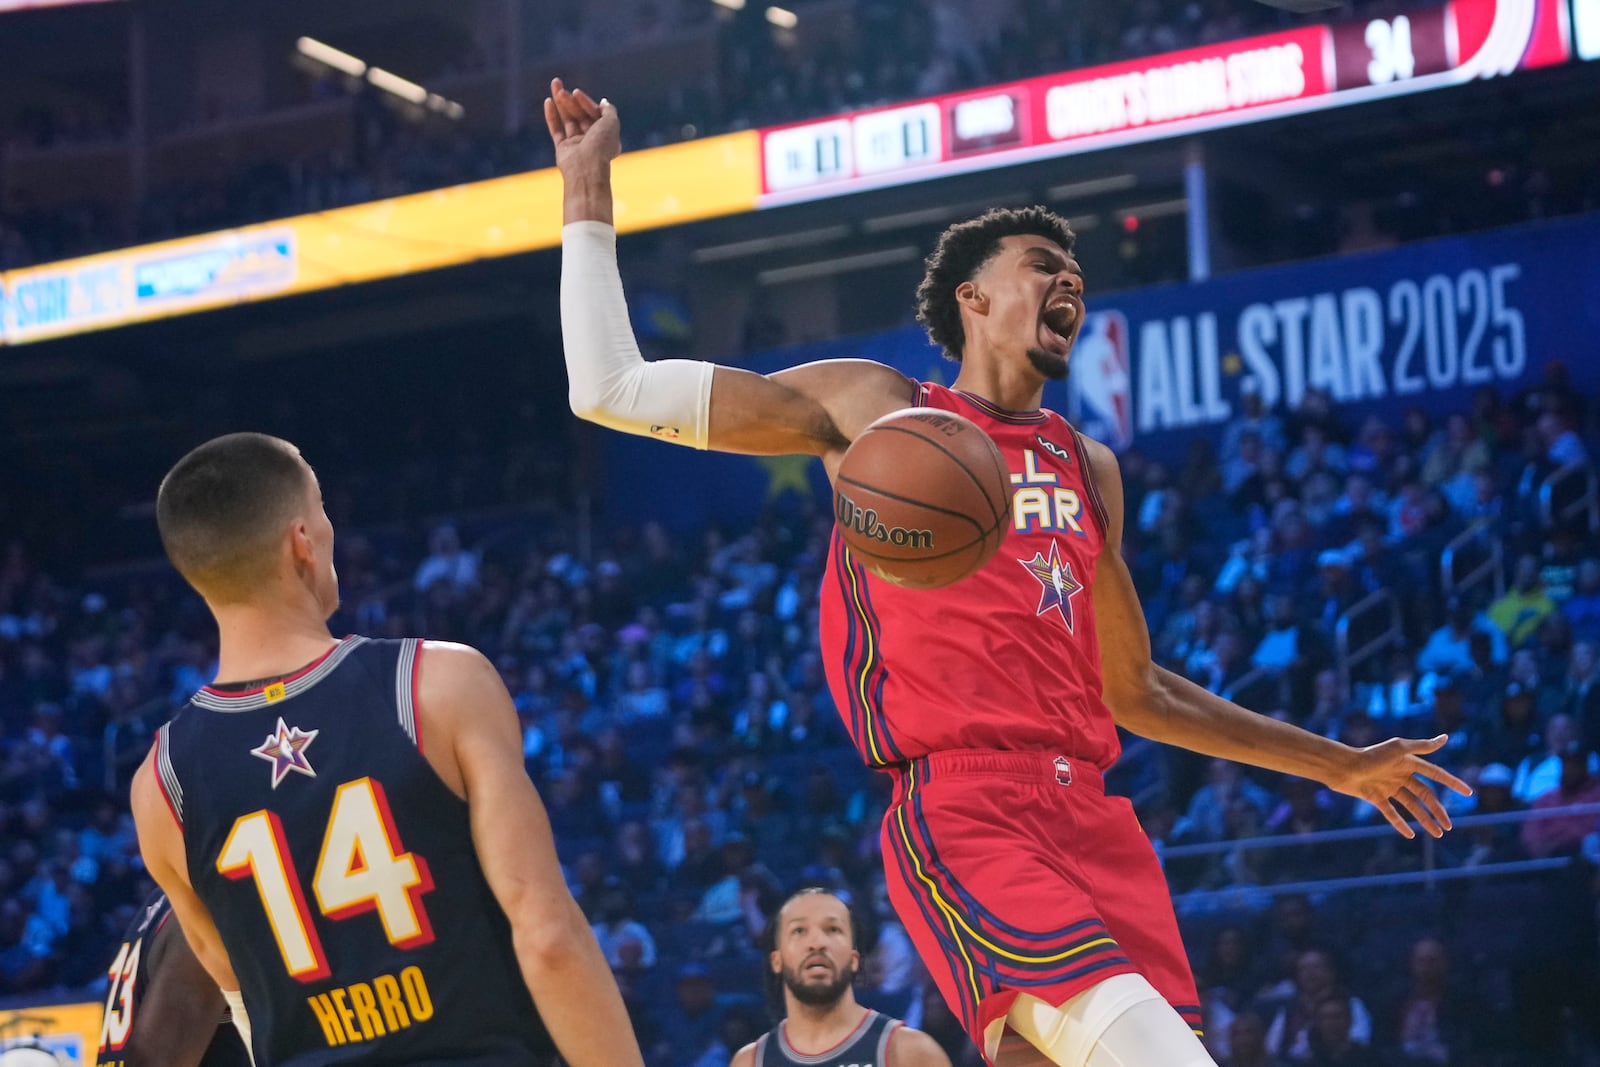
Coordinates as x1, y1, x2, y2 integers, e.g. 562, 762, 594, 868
560, 220, 714, 449
222, 988, 256, 1065
1006, 974, 1216, 1067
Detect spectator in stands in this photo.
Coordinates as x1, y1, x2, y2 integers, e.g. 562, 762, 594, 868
1562, 559, 1600, 639
1305, 997, 1381, 1067
1503, 646, 1563, 721
1250, 592, 1314, 677
1221, 1010, 1285, 1067
652, 962, 726, 1067
1224, 382, 1287, 459
1305, 551, 1361, 640
1379, 936, 1478, 1066
1174, 758, 1276, 844
591, 885, 659, 971
1489, 555, 1559, 647
1417, 597, 1507, 675
1474, 683, 1543, 773
1454, 763, 1523, 865
1535, 409, 1589, 467
1566, 639, 1600, 755
1519, 740, 1600, 858
1512, 713, 1598, 803
413, 522, 479, 593
1264, 949, 1373, 1063
1197, 926, 1266, 1060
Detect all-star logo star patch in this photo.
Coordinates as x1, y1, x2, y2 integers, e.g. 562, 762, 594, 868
1019, 540, 1083, 631
250, 717, 319, 789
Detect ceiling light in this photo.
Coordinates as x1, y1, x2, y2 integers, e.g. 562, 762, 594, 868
691, 225, 852, 264
757, 246, 919, 285
1046, 174, 1138, 201
296, 36, 366, 78
366, 67, 428, 105
765, 5, 797, 28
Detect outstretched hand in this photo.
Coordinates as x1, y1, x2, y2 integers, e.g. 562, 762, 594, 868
544, 78, 620, 174
1324, 734, 1472, 839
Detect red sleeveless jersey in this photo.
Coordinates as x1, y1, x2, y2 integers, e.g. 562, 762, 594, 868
819, 382, 1121, 771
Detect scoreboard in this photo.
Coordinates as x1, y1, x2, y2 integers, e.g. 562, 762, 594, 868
758, 0, 1575, 203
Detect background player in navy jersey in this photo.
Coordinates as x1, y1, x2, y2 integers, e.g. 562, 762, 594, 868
95, 889, 253, 1067
128, 432, 645, 1067
732, 889, 950, 1067
549, 83, 1470, 1067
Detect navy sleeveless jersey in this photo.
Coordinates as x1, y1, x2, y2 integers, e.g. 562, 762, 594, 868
155, 636, 556, 1066
96, 890, 252, 1067
755, 1010, 901, 1067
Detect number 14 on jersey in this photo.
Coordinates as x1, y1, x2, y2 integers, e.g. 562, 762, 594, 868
218, 777, 435, 982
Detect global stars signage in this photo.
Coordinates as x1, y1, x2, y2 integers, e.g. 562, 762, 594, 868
757, 0, 1573, 204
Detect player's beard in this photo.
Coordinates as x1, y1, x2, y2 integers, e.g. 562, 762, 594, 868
1027, 346, 1071, 382
782, 958, 857, 1006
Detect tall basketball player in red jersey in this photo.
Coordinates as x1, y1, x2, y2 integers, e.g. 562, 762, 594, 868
547, 81, 1470, 1067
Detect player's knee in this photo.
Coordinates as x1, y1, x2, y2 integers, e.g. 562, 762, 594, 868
1085, 997, 1217, 1067
1006, 974, 1214, 1067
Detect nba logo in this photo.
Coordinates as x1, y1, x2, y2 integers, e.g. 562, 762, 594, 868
1068, 310, 1133, 451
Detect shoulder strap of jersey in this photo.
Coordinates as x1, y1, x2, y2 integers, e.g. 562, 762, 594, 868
753, 1031, 772, 1067
396, 637, 423, 750
153, 722, 184, 829
1066, 422, 1112, 539
873, 1013, 901, 1067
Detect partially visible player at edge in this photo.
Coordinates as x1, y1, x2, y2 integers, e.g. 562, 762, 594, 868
129, 432, 646, 1067
731, 888, 951, 1067
95, 888, 253, 1067
546, 81, 1471, 1067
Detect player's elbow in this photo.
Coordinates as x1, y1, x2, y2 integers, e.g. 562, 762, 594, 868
1104, 664, 1170, 732
511, 897, 594, 973
567, 383, 605, 424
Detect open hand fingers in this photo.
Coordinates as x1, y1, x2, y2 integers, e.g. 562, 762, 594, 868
1397, 782, 1450, 837
1410, 756, 1473, 797
1373, 796, 1416, 840
543, 96, 565, 144
572, 88, 604, 120
548, 79, 590, 137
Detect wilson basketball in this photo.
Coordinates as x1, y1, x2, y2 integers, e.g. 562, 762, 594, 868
834, 408, 1011, 589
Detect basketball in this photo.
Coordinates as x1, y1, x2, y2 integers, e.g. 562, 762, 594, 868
834, 408, 1011, 589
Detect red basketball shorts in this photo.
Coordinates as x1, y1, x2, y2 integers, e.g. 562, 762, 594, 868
879, 749, 1201, 1059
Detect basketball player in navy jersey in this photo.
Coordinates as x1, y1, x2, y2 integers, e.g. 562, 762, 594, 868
129, 432, 645, 1067
95, 889, 253, 1067
733, 889, 951, 1067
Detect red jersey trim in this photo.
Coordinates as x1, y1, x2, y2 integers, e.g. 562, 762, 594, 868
951, 389, 1049, 424
1067, 425, 1111, 540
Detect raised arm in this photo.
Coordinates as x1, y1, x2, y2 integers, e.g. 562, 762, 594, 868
1080, 436, 1471, 838
414, 641, 646, 1067
546, 79, 913, 470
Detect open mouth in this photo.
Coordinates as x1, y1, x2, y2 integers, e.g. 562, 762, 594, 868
804, 961, 833, 976
1041, 298, 1080, 350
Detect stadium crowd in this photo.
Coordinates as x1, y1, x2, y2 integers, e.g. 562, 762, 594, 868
0, 357, 1597, 1066
0, 0, 1578, 271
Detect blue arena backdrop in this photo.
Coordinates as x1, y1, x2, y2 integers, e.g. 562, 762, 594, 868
602, 211, 1600, 529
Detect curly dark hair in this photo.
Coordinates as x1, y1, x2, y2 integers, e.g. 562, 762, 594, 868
914, 205, 1077, 362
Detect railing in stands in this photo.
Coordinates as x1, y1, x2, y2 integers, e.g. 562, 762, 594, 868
1440, 519, 1504, 603
1335, 589, 1402, 700
1161, 802, 1600, 910
1539, 462, 1600, 531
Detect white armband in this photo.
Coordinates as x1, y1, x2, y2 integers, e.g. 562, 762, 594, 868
223, 988, 256, 1064
560, 221, 714, 449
